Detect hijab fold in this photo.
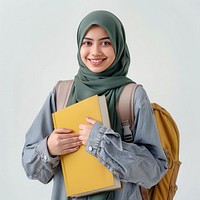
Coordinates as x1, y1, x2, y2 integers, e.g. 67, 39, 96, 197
68, 10, 133, 133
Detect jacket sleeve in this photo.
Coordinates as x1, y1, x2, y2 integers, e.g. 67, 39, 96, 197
22, 89, 60, 184
85, 86, 168, 189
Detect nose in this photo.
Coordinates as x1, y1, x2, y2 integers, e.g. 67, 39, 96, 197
91, 44, 102, 56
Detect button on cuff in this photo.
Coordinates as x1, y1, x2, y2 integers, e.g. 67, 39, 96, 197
88, 146, 93, 151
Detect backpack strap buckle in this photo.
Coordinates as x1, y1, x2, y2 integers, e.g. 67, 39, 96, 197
122, 120, 133, 142
116, 83, 139, 142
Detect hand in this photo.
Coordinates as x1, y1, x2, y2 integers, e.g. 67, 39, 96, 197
47, 128, 82, 156
79, 117, 96, 145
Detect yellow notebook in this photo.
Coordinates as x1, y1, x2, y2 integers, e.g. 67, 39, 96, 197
52, 95, 121, 197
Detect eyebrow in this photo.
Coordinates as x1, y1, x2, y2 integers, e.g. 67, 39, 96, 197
83, 37, 110, 41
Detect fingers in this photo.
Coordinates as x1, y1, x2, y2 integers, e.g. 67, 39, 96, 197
78, 119, 94, 146
56, 135, 79, 145
62, 146, 80, 154
54, 128, 73, 134
79, 117, 96, 129
47, 129, 82, 156
78, 137, 87, 145
61, 141, 82, 155
86, 117, 96, 125
56, 132, 80, 140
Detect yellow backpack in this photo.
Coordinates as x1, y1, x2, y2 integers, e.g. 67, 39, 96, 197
117, 83, 181, 200
55, 80, 181, 200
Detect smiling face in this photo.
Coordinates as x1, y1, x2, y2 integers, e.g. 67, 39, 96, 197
80, 25, 115, 73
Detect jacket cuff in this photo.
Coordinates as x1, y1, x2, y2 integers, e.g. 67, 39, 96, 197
36, 137, 60, 168
85, 122, 106, 156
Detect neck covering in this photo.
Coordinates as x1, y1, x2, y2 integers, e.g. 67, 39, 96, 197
68, 10, 133, 134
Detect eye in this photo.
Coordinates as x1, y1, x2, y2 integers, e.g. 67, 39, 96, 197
82, 41, 92, 46
101, 41, 112, 46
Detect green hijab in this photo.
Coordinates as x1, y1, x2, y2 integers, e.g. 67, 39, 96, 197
68, 10, 133, 137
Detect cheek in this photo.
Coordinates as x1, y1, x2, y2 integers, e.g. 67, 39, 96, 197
108, 49, 115, 62
80, 48, 86, 61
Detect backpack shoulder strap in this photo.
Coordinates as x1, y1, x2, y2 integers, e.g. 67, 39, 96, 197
116, 83, 140, 142
55, 80, 74, 111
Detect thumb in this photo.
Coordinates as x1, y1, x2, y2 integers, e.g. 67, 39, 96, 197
86, 117, 96, 125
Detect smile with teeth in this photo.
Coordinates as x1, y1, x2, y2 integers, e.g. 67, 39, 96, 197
88, 58, 106, 65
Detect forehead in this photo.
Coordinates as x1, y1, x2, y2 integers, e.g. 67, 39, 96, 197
84, 25, 109, 39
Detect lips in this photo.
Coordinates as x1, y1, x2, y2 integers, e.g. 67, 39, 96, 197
88, 58, 107, 66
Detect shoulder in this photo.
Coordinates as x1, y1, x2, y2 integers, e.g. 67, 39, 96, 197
134, 85, 149, 104
133, 84, 152, 112
38, 89, 57, 114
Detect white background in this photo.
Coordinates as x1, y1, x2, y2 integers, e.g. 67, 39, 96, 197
1, 0, 200, 199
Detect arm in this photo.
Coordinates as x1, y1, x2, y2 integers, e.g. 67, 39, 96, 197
84, 86, 167, 189
22, 91, 60, 184
22, 90, 81, 184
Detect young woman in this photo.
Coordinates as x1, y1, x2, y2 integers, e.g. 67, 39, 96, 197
22, 10, 167, 200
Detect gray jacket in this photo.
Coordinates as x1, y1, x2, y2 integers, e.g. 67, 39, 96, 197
22, 85, 167, 200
